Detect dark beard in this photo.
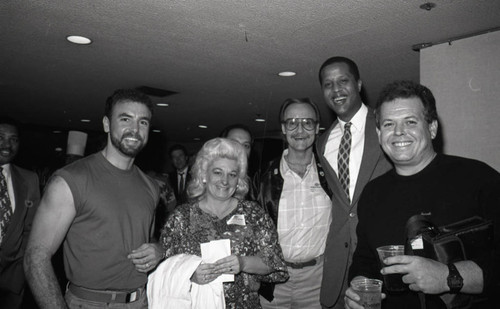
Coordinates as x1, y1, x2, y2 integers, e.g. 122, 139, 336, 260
110, 133, 144, 158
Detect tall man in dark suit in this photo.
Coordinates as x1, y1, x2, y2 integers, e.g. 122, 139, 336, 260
168, 144, 190, 205
316, 57, 392, 308
0, 117, 40, 308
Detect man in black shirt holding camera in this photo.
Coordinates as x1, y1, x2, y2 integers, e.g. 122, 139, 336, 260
345, 81, 500, 309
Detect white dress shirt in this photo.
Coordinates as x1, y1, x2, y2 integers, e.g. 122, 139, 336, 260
324, 104, 368, 202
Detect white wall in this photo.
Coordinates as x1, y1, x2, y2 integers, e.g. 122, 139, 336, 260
421, 30, 500, 171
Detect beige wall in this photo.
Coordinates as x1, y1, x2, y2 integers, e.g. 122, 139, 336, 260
421, 30, 500, 171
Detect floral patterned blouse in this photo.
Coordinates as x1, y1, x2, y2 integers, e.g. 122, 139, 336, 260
160, 199, 289, 308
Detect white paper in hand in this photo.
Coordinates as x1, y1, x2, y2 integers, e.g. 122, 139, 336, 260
200, 239, 234, 283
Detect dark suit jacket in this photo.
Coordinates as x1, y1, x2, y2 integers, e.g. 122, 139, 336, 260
317, 110, 392, 308
168, 168, 191, 205
0, 164, 40, 294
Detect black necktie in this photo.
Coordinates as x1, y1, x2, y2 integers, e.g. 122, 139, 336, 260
178, 172, 185, 194
338, 122, 352, 203
0, 167, 13, 245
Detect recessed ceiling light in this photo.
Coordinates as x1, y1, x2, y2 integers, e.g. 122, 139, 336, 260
198, 125, 208, 129
66, 35, 92, 45
80, 119, 91, 123
156, 103, 169, 107
152, 129, 161, 133
55, 147, 63, 152
53, 130, 62, 134
255, 118, 266, 122
278, 71, 296, 77
193, 137, 201, 141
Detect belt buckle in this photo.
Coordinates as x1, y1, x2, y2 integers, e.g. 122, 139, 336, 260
126, 291, 138, 303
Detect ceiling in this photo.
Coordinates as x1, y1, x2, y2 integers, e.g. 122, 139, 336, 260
2, 0, 500, 151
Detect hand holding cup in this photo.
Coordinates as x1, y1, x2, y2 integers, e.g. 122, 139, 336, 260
349, 278, 383, 309
376, 245, 408, 292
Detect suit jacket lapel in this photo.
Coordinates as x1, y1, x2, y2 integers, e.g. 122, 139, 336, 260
352, 111, 381, 205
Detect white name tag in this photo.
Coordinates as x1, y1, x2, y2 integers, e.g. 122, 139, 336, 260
411, 235, 424, 250
227, 214, 246, 226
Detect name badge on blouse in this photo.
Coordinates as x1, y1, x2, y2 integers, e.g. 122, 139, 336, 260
227, 214, 246, 226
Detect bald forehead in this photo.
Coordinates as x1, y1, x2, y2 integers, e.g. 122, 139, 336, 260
284, 103, 317, 119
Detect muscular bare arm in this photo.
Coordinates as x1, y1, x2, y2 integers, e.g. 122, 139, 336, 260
24, 176, 76, 309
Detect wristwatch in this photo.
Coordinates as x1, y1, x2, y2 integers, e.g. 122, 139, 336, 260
447, 263, 464, 293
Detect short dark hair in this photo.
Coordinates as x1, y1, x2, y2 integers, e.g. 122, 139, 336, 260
219, 124, 253, 142
0, 116, 21, 146
318, 56, 360, 85
375, 80, 438, 128
104, 89, 154, 118
279, 98, 320, 123
0, 116, 20, 130
169, 144, 188, 157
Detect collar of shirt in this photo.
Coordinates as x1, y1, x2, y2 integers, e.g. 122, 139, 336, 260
1, 163, 11, 178
338, 103, 368, 135
177, 166, 188, 176
279, 149, 315, 177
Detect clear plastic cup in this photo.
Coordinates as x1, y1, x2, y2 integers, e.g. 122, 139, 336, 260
376, 245, 407, 292
350, 278, 383, 309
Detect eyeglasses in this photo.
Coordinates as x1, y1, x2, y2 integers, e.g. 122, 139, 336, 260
282, 118, 317, 131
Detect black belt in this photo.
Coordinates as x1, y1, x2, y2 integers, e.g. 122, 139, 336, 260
68, 283, 142, 303
285, 255, 323, 269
